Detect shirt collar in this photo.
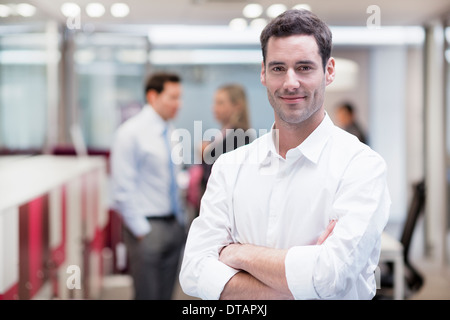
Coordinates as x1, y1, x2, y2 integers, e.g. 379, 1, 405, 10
297, 113, 333, 164
258, 112, 334, 166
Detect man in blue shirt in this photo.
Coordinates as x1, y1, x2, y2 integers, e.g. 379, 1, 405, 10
111, 72, 185, 300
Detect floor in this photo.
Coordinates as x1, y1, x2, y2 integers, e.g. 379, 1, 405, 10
382, 219, 450, 300
99, 272, 195, 300
407, 257, 450, 300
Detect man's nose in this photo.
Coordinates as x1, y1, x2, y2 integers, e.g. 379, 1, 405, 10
283, 69, 301, 91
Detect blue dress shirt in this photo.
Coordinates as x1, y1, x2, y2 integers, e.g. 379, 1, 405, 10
111, 105, 182, 237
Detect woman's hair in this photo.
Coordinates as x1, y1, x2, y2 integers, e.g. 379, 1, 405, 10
219, 84, 251, 131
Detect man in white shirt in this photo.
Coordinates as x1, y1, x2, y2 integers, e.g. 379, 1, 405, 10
111, 72, 185, 300
179, 9, 391, 300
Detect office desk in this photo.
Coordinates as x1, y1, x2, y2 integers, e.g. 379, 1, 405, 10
0, 155, 108, 300
380, 232, 404, 300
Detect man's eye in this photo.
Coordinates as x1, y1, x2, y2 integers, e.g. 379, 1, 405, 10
272, 66, 284, 72
299, 66, 311, 71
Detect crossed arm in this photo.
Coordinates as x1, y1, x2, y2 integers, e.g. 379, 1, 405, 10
218, 220, 337, 300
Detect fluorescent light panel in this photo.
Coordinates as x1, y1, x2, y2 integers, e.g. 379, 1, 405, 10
148, 25, 425, 46
148, 25, 261, 46
149, 49, 262, 65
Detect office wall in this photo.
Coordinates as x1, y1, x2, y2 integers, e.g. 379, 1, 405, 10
325, 48, 370, 138
370, 46, 408, 223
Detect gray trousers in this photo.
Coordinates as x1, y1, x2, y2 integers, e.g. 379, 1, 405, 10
123, 218, 185, 300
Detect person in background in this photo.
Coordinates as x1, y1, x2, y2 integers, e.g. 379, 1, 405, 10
110, 72, 185, 300
334, 102, 367, 144
179, 9, 390, 300
185, 84, 253, 221
200, 84, 253, 192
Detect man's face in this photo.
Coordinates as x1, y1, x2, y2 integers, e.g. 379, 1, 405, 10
148, 81, 182, 121
261, 34, 335, 127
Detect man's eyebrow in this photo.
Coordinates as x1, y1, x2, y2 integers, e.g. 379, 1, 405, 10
267, 61, 286, 67
296, 60, 317, 66
267, 60, 318, 67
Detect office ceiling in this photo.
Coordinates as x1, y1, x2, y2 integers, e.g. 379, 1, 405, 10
3, 0, 450, 27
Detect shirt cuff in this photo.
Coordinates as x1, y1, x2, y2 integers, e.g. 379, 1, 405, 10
198, 258, 239, 300
285, 245, 321, 300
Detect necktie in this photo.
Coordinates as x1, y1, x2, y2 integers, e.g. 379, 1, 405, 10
163, 125, 184, 225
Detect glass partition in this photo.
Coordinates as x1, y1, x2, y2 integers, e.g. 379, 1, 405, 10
73, 32, 149, 150
0, 25, 49, 153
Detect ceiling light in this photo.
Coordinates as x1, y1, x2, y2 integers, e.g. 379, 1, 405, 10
266, 4, 287, 18
147, 25, 423, 47
61, 2, 81, 17
16, 3, 36, 17
293, 4, 311, 11
242, 3, 263, 19
86, 3, 105, 18
111, 3, 130, 18
149, 49, 262, 65
331, 26, 425, 46
0, 4, 11, 17
229, 18, 248, 31
148, 25, 261, 46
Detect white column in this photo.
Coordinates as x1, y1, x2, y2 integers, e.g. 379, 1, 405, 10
44, 21, 61, 153
369, 46, 408, 224
424, 21, 448, 264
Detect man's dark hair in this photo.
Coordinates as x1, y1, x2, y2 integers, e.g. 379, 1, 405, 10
340, 102, 355, 115
260, 9, 333, 71
144, 72, 181, 95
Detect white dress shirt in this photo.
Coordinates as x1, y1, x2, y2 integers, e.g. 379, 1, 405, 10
179, 113, 391, 300
111, 105, 182, 237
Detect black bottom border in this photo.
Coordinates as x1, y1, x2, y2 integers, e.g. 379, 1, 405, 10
4, 299, 449, 319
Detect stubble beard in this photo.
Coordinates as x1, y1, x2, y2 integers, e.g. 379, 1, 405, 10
267, 88, 323, 128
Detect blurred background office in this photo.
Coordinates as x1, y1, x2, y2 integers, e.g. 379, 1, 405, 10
0, 0, 449, 300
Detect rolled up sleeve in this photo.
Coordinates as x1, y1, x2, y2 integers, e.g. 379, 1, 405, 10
285, 245, 321, 300
179, 154, 240, 299
284, 152, 390, 300
197, 259, 239, 300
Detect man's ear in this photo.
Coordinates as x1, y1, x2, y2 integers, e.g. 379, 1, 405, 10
325, 57, 336, 86
260, 61, 266, 86
146, 89, 157, 105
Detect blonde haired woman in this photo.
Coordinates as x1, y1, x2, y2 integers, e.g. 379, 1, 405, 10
212, 83, 251, 132
190, 84, 254, 213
